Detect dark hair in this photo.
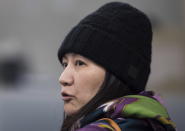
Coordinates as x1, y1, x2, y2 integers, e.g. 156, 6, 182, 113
61, 71, 138, 131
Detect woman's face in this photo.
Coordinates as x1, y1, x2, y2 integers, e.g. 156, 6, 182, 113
59, 53, 106, 116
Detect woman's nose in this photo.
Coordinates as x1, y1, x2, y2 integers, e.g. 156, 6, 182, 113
59, 67, 74, 87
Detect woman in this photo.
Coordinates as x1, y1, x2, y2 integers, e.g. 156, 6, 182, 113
58, 2, 176, 131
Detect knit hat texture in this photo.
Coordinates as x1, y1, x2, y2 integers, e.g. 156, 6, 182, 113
58, 2, 152, 93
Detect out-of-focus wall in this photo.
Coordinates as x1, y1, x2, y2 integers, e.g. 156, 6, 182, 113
0, 0, 184, 131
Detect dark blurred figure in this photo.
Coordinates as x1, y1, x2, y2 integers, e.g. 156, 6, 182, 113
0, 55, 28, 86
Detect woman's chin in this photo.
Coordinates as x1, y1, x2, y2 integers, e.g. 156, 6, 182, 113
65, 111, 78, 116
64, 106, 79, 116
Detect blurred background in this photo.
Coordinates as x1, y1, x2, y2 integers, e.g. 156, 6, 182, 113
0, 0, 184, 131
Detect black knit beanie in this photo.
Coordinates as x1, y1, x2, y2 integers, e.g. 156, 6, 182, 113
58, 2, 152, 93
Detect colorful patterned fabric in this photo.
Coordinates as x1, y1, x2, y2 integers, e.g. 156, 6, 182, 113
76, 91, 176, 131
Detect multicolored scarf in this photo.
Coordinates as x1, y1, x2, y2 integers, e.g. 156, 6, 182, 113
76, 91, 176, 131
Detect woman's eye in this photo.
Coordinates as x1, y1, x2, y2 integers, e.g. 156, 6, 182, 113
75, 60, 85, 66
61, 62, 67, 68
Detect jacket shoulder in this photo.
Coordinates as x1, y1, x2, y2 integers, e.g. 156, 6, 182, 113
117, 118, 156, 131
77, 118, 158, 131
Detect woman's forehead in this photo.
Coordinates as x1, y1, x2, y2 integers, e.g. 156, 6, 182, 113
63, 53, 87, 60
63, 53, 75, 58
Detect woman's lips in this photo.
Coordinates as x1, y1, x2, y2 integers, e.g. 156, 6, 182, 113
61, 92, 74, 101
